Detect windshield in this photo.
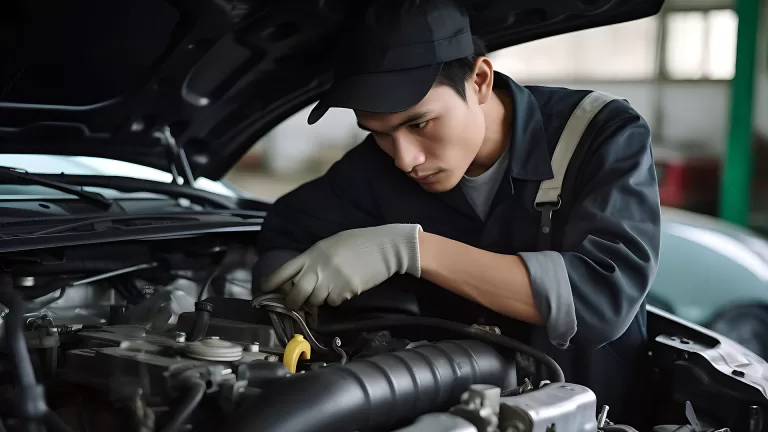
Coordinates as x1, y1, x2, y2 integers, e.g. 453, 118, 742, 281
1, 154, 240, 198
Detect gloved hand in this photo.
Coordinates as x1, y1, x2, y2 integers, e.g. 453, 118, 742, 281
262, 224, 423, 310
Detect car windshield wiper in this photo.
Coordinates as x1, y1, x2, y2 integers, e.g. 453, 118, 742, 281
0, 166, 115, 210
0, 173, 267, 211
21, 211, 264, 236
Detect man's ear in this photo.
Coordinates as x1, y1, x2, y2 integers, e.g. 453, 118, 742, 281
472, 56, 494, 105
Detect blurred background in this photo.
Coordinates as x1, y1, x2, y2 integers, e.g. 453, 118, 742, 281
225, 0, 768, 234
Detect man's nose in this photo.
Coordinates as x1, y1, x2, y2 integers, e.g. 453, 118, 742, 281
392, 138, 426, 173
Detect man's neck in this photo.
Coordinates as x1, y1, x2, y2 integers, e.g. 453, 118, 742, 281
466, 89, 514, 177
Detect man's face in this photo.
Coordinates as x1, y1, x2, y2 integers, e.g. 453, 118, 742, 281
355, 63, 491, 192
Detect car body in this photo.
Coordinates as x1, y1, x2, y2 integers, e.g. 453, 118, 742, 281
650, 206, 768, 358
2, 1, 768, 432
0, 154, 247, 198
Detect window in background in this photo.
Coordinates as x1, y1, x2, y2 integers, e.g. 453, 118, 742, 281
665, 9, 738, 80
490, 17, 659, 81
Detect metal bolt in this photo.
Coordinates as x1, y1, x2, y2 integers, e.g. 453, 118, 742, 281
174, 332, 187, 343
245, 342, 260, 353
265, 355, 279, 362
597, 405, 610, 428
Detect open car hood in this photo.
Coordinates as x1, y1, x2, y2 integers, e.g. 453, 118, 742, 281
0, 0, 663, 180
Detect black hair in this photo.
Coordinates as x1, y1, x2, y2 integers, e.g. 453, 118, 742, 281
433, 36, 487, 102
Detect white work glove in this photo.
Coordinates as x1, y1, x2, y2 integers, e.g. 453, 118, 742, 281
262, 224, 423, 310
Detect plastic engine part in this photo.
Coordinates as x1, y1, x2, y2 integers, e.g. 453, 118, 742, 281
184, 338, 243, 362
229, 340, 509, 432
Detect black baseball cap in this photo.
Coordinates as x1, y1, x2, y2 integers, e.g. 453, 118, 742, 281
307, 0, 475, 125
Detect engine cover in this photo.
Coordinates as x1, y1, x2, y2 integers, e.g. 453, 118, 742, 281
499, 383, 597, 432
397, 383, 598, 432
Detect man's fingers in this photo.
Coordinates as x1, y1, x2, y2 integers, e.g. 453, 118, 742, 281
278, 280, 293, 295
327, 286, 354, 307
307, 277, 331, 307
285, 273, 317, 310
262, 257, 304, 293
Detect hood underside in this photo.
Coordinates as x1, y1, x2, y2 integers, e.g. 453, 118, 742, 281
0, 0, 663, 180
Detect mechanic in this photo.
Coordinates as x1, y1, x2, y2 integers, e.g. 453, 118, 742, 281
255, 0, 661, 422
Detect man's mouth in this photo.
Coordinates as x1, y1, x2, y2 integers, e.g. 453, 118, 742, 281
413, 171, 440, 184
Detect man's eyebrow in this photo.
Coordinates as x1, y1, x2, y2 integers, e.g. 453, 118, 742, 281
357, 111, 430, 134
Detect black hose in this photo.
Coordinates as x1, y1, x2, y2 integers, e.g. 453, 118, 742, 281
197, 265, 222, 302
316, 316, 565, 383
230, 340, 508, 432
160, 378, 207, 432
236, 362, 290, 388
267, 312, 289, 346
188, 302, 212, 342
0, 273, 47, 426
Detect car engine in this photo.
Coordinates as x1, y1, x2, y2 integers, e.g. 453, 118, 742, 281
0, 237, 766, 432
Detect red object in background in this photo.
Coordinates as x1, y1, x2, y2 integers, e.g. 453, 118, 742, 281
654, 135, 768, 217
655, 148, 720, 216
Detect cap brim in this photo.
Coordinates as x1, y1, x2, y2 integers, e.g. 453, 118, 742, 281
307, 63, 443, 125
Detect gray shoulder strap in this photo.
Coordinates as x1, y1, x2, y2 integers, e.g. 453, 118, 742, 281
534, 91, 621, 208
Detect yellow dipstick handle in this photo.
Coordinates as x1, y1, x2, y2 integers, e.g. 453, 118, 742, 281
283, 334, 311, 373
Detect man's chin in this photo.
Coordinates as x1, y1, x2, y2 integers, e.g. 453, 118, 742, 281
419, 177, 459, 193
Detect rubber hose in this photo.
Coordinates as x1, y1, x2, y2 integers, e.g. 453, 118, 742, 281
160, 378, 207, 432
230, 340, 508, 432
237, 362, 290, 388
188, 302, 212, 342
267, 311, 289, 346
0, 273, 47, 424
316, 316, 565, 383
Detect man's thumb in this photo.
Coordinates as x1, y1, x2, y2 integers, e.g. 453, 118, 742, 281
262, 257, 304, 293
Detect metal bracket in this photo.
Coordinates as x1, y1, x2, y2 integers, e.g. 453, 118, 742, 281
153, 125, 196, 188
535, 200, 561, 251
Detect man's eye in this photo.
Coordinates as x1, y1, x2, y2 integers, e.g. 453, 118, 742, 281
411, 121, 428, 129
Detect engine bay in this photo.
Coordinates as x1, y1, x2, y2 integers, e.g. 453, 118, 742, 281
1, 234, 768, 432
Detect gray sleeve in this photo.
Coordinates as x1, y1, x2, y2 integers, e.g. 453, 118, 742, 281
517, 251, 577, 348
557, 109, 661, 350
254, 249, 300, 293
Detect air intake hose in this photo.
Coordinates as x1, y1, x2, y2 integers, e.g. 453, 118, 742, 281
230, 339, 508, 432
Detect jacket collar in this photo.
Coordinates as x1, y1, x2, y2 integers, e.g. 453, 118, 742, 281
494, 72, 554, 181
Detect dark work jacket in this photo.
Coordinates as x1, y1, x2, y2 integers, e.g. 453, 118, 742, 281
256, 72, 661, 424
